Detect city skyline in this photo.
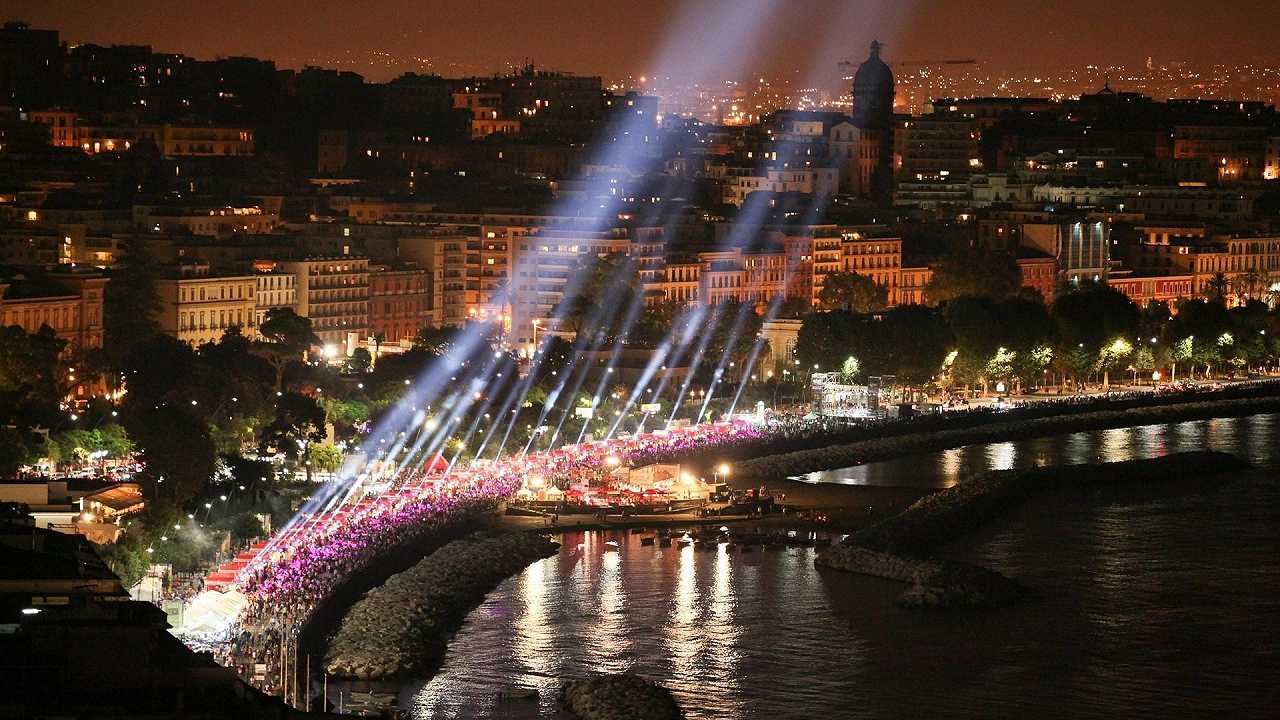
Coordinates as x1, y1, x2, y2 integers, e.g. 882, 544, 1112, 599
9, 0, 1280, 83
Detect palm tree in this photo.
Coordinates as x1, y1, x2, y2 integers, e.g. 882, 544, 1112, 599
1236, 268, 1271, 304
1201, 272, 1230, 305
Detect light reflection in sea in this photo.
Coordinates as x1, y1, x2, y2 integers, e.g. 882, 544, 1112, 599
805, 414, 1280, 489
987, 441, 1017, 470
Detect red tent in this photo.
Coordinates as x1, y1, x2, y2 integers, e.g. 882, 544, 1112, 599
423, 453, 450, 474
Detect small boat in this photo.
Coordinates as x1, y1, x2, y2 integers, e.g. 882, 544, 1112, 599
640, 536, 655, 546
497, 688, 538, 702
604, 540, 620, 550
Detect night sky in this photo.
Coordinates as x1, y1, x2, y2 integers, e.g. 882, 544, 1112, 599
8, 0, 1278, 81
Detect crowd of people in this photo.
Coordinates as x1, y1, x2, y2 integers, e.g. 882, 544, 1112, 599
215, 418, 767, 687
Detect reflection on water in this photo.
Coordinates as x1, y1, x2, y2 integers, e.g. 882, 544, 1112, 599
404, 415, 1280, 719
798, 413, 1279, 488
408, 535, 877, 720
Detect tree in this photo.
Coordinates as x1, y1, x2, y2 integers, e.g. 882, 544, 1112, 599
777, 296, 813, 319
260, 393, 327, 482
631, 302, 684, 348
0, 325, 66, 430
96, 423, 133, 457
1096, 338, 1134, 390
1131, 345, 1156, 384
413, 325, 458, 357
345, 347, 372, 373
119, 334, 200, 407
255, 308, 319, 391
924, 248, 1022, 304
1201, 272, 1230, 304
839, 355, 861, 383
209, 414, 261, 455
1138, 301, 1172, 344
1234, 268, 1271, 304
1169, 298, 1232, 377
944, 297, 1003, 391
229, 513, 263, 545
705, 301, 764, 371
103, 235, 161, 369
816, 271, 888, 313
197, 329, 276, 421
307, 443, 343, 475
324, 397, 371, 431
1051, 282, 1140, 385
554, 254, 640, 336
0, 427, 43, 479
796, 311, 854, 370
533, 336, 575, 390
125, 404, 216, 509
877, 305, 952, 387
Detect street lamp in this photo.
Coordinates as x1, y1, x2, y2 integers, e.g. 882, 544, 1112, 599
714, 463, 731, 484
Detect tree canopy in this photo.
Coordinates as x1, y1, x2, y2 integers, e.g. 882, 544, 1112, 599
816, 271, 888, 313
925, 248, 1022, 304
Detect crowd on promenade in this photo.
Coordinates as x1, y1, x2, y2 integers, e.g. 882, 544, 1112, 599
215, 419, 766, 691
683, 379, 1280, 465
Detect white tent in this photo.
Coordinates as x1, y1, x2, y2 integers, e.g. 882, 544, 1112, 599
175, 589, 247, 637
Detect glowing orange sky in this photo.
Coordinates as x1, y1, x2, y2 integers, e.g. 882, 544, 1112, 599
9, 0, 1277, 82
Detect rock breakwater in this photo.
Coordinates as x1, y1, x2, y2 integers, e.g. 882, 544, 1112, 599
561, 673, 684, 720
818, 451, 1246, 608
324, 531, 559, 680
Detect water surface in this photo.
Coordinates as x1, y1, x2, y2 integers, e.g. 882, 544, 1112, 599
795, 413, 1279, 488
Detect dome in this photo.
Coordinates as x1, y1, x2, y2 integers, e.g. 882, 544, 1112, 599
853, 41, 893, 93
851, 40, 894, 130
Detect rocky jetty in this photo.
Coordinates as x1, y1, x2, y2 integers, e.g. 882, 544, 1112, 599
816, 544, 1025, 609
561, 674, 684, 720
819, 451, 1246, 608
324, 531, 558, 680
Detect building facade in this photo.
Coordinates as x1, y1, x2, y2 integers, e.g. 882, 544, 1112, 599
155, 266, 258, 346
282, 257, 370, 355
369, 265, 430, 347
0, 271, 106, 356
252, 266, 297, 327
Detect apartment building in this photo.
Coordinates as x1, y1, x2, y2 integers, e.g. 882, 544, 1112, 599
252, 264, 297, 326
155, 264, 257, 347
281, 257, 370, 355
369, 265, 430, 347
